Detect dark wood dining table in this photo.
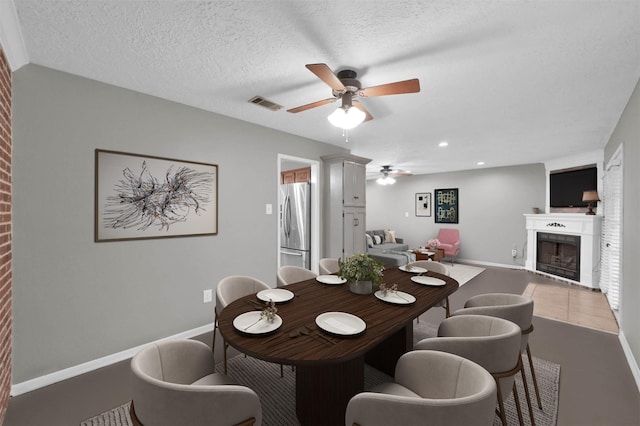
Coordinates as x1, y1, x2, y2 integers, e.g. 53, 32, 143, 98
217, 266, 458, 426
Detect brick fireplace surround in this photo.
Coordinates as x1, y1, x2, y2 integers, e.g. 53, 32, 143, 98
0, 45, 12, 423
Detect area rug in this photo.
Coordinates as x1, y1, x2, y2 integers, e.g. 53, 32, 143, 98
82, 322, 559, 426
448, 263, 485, 286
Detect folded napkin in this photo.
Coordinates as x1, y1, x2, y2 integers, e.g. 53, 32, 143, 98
324, 317, 358, 334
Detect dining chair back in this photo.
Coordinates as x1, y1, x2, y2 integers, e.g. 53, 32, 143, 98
346, 350, 496, 426
415, 315, 524, 426
276, 265, 317, 286
319, 258, 340, 275
408, 260, 451, 317
213, 275, 270, 374
454, 292, 542, 418
130, 339, 261, 426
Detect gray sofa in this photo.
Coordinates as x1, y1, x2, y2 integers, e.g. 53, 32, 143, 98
366, 229, 412, 266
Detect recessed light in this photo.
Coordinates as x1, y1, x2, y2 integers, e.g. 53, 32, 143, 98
438, 141, 448, 147
477, 161, 485, 166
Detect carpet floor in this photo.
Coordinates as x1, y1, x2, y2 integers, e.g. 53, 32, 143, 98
82, 320, 559, 426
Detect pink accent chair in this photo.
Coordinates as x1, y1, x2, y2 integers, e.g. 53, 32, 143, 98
437, 229, 460, 265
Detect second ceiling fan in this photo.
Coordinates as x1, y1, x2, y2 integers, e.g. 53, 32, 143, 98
287, 63, 420, 128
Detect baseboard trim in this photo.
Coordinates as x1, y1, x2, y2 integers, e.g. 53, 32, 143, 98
619, 329, 640, 393
456, 258, 523, 270
10, 322, 215, 397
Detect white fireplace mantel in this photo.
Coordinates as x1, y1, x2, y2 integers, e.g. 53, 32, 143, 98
525, 214, 603, 289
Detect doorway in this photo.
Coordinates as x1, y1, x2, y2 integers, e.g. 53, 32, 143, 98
278, 154, 320, 274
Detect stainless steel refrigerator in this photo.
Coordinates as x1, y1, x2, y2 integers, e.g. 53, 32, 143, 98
280, 182, 311, 269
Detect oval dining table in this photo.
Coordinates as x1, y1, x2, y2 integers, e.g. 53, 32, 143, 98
218, 266, 459, 426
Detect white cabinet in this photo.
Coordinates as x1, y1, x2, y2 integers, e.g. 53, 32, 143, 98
343, 208, 367, 257
322, 154, 371, 260
343, 161, 366, 207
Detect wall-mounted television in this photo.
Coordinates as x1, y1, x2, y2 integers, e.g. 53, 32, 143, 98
549, 165, 597, 208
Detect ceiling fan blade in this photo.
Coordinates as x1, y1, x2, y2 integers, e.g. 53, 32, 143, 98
360, 78, 420, 97
352, 101, 374, 122
287, 98, 337, 113
306, 64, 346, 92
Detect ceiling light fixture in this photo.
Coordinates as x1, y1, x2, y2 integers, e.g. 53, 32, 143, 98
439, 141, 449, 147
327, 92, 365, 130
376, 176, 396, 185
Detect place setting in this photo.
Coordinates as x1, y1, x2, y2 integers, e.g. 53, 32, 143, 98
315, 311, 367, 337
316, 275, 347, 285
374, 282, 416, 305
398, 264, 427, 274
233, 300, 283, 336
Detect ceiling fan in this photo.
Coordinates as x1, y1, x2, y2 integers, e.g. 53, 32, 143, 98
287, 64, 420, 129
375, 165, 413, 185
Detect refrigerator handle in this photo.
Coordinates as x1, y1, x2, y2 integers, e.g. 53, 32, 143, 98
280, 250, 303, 257
283, 195, 291, 238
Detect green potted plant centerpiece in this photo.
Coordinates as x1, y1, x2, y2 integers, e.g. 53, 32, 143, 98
338, 253, 385, 295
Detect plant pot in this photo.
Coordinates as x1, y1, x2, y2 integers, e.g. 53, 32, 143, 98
349, 280, 373, 295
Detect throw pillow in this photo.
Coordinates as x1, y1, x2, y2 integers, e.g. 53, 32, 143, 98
366, 233, 374, 248
385, 230, 396, 243
373, 235, 382, 245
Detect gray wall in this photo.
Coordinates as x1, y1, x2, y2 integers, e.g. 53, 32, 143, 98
366, 164, 546, 266
12, 65, 348, 383
604, 76, 640, 376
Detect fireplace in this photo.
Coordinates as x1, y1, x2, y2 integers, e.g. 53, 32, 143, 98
525, 214, 601, 289
536, 232, 580, 281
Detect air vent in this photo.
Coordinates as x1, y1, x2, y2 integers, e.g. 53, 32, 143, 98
248, 96, 283, 111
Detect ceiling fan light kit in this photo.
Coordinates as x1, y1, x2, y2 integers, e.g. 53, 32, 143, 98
288, 63, 420, 131
328, 105, 366, 129
376, 176, 396, 185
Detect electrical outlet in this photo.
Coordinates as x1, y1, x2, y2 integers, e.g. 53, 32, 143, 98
203, 289, 212, 303
512, 249, 517, 258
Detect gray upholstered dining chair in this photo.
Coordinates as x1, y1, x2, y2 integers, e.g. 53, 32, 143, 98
345, 350, 496, 426
130, 339, 262, 426
414, 314, 524, 426
409, 260, 452, 317
453, 293, 541, 421
276, 265, 317, 286
319, 258, 340, 275
213, 275, 270, 374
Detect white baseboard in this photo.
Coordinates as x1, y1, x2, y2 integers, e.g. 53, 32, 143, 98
11, 322, 215, 397
619, 329, 640, 393
456, 258, 524, 270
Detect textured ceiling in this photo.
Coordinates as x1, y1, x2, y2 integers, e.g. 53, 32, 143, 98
13, 0, 640, 177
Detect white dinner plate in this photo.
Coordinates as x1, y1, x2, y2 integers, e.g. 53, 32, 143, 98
315, 312, 366, 336
316, 275, 347, 285
411, 276, 447, 286
374, 290, 416, 305
399, 265, 428, 273
256, 288, 294, 303
233, 311, 282, 335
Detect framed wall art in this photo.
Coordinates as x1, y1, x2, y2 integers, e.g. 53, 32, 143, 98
434, 188, 459, 224
95, 149, 218, 242
415, 192, 432, 217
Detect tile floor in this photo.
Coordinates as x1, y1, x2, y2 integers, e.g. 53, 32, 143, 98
524, 282, 619, 334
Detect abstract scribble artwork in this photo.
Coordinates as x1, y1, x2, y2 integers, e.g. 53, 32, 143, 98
95, 150, 218, 241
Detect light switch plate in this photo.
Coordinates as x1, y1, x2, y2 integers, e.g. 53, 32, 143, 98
266, 204, 273, 214
203, 289, 212, 303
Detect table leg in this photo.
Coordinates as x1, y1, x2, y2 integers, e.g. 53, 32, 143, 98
296, 356, 364, 426
365, 325, 412, 376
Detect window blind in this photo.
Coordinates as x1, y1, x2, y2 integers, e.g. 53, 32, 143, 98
600, 149, 622, 310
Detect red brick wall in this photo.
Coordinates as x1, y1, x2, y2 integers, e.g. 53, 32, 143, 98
0, 45, 12, 423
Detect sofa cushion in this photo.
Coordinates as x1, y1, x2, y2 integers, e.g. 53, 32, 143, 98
366, 233, 374, 248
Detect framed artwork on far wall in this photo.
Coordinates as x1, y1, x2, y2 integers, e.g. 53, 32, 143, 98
95, 149, 218, 242
435, 188, 459, 224
415, 192, 432, 217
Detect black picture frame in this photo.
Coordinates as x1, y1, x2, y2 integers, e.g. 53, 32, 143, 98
415, 192, 432, 217
434, 188, 459, 224
95, 149, 218, 242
